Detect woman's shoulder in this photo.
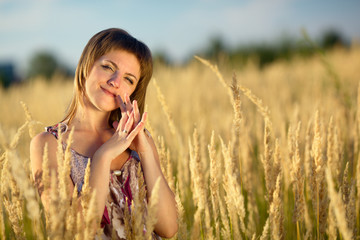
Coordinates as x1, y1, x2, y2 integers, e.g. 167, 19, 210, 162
30, 123, 66, 159
31, 131, 58, 148
30, 131, 58, 159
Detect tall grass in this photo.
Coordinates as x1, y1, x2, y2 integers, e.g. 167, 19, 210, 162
0, 44, 360, 239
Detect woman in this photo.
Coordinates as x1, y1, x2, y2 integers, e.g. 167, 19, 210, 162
30, 28, 178, 239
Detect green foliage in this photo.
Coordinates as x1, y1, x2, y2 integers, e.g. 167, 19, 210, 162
195, 29, 348, 68
26, 51, 73, 81
27, 51, 59, 79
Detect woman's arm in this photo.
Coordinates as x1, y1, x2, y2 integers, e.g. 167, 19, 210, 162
138, 134, 178, 238
30, 132, 75, 210
120, 96, 178, 238
31, 111, 145, 224
89, 111, 146, 220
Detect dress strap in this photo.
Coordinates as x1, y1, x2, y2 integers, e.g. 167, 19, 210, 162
45, 123, 68, 139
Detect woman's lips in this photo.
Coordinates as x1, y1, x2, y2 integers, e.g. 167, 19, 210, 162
101, 86, 116, 98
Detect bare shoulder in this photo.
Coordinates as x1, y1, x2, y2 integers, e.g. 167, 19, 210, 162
30, 132, 59, 171
30, 132, 58, 154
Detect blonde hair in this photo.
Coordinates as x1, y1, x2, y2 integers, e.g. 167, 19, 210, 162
63, 28, 153, 126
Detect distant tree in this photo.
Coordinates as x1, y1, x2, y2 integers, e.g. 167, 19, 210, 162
320, 29, 347, 49
153, 50, 172, 66
27, 51, 59, 79
0, 63, 16, 88
205, 36, 228, 60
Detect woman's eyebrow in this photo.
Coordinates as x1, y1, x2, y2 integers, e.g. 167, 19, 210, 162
104, 60, 118, 69
126, 73, 138, 82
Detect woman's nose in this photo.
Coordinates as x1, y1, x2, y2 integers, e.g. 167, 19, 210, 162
107, 72, 121, 88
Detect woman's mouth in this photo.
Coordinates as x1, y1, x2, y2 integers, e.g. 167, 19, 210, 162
101, 86, 116, 98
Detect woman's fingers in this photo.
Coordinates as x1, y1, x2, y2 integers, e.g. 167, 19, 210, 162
116, 95, 127, 115
118, 109, 130, 132
123, 111, 134, 134
141, 112, 148, 125
133, 100, 140, 124
123, 93, 132, 116
126, 112, 147, 141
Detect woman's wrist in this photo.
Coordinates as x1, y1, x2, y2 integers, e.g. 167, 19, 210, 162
93, 147, 113, 166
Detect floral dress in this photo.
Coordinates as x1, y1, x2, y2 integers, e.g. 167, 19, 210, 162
46, 123, 161, 240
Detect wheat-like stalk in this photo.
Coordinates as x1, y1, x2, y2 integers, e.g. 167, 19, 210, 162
84, 190, 100, 239
20, 101, 41, 139
48, 169, 62, 239
0, 196, 5, 239
174, 184, 187, 240
347, 182, 356, 237
165, 149, 175, 192
327, 205, 337, 239
75, 211, 84, 240
189, 128, 207, 239
3, 197, 25, 240
327, 117, 336, 182
157, 136, 167, 175
290, 122, 305, 223
1, 47, 360, 239
270, 174, 284, 240
230, 73, 243, 186
65, 184, 79, 239
81, 158, 91, 213
312, 110, 328, 239
208, 130, 221, 240
356, 153, 360, 233
219, 196, 231, 240
194, 56, 232, 102
326, 168, 353, 240
263, 118, 275, 204
8, 149, 40, 221
153, 78, 178, 137
2, 152, 26, 239
9, 121, 29, 150
145, 177, 161, 240
260, 218, 270, 240
59, 127, 74, 202
41, 143, 50, 193
220, 137, 247, 237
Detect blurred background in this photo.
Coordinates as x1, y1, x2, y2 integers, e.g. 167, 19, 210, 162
1, 2, 360, 239
0, 0, 359, 87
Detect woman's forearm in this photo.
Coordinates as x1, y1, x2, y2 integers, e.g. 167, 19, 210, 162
139, 149, 178, 238
88, 150, 112, 220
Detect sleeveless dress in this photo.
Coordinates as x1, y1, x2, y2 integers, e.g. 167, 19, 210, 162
46, 123, 161, 240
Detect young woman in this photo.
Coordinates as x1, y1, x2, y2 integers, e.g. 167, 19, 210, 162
30, 28, 178, 239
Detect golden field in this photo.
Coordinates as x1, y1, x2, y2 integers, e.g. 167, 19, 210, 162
0, 44, 360, 239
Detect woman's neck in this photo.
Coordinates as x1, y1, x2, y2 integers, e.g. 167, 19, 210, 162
70, 101, 112, 133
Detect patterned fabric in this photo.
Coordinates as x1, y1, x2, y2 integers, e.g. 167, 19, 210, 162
45, 123, 161, 240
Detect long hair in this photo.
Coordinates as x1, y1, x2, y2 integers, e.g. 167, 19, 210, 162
62, 28, 153, 126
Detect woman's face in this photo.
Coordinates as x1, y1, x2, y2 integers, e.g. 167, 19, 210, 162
84, 49, 140, 112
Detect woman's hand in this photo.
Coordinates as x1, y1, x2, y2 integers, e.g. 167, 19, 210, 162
114, 94, 178, 237
113, 94, 152, 155
96, 101, 146, 162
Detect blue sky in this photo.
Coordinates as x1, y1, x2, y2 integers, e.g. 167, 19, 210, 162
1, 0, 359, 74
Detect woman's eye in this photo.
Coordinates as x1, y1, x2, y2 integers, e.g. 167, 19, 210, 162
101, 65, 114, 72
126, 77, 134, 85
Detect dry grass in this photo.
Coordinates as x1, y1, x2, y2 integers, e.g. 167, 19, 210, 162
0, 44, 360, 239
